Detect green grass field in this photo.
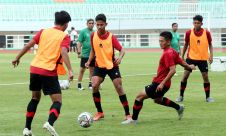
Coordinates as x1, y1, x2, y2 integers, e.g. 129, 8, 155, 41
0, 51, 226, 136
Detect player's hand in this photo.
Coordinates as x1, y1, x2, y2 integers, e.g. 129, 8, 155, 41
85, 62, 90, 68
114, 58, 122, 65
208, 56, 213, 64
12, 59, 20, 68
189, 64, 196, 70
68, 70, 74, 81
156, 83, 164, 92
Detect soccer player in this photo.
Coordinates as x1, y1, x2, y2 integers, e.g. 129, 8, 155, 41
12, 11, 73, 136
176, 15, 214, 102
69, 27, 78, 52
171, 23, 181, 54
85, 14, 131, 121
76, 19, 95, 90
121, 31, 195, 124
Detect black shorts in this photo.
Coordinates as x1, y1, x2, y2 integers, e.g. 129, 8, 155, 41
29, 73, 61, 95
145, 82, 170, 99
185, 58, 208, 72
93, 67, 121, 81
80, 58, 95, 68
70, 41, 77, 47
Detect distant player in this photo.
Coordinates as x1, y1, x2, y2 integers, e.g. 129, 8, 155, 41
69, 27, 78, 52
12, 11, 73, 136
76, 19, 95, 90
171, 23, 180, 54
122, 31, 195, 124
176, 15, 214, 102
85, 14, 131, 121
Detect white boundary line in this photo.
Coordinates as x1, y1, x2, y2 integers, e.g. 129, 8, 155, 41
0, 70, 196, 86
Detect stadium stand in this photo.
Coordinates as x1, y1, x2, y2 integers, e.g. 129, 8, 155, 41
0, 0, 225, 49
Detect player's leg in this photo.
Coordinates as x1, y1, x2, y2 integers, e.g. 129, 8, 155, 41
70, 41, 73, 52
42, 76, 61, 136
148, 83, 184, 120
77, 67, 86, 90
74, 43, 78, 53
121, 85, 150, 124
88, 66, 94, 90
77, 58, 87, 90
23, 74, 42, 136
198, 61, 214, 102
176, 59, 193, 102
88, 58, 95, 90
154, 97, 184, 120
112, 78, 131, 118
108, 67, 130, 119
92, 67, 105, 121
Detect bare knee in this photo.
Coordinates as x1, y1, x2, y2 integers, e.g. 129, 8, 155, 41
136, 91, 148, 101
50, 94, 62, 103
202, 73, 209, 82
32, 91, 41, 100
92, 82, 100, 92
182, 72, 190, 82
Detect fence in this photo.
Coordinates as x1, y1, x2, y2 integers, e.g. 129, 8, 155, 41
1, 33, 226, 49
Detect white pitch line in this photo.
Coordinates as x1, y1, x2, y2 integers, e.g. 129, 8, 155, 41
0, 70, 196, 86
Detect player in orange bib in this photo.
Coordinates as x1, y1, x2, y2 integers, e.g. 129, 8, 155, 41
85, 14, 131, 122
176, 15, 214, 103
12, 11, 73, 136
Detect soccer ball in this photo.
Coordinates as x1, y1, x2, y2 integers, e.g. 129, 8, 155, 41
59, 80, 70, 90
77, 112, 93, 128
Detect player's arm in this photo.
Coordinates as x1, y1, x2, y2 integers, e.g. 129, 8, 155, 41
61, 47, 74, 81
77, 42, 82, 58
182, 42, 188, 60
178, 37, 181, 55
115, 48, 125, 65
209, 43, 213, 64
157, 66, 176, 91
207, 31, 213, 64
112, 35, 125, 65
85, 32, 95, 68
77, 31, 83, 58
12, 39, 36, 67
85, 47, 95, 68
181, 31, 190, 60
179, 61, 196, 71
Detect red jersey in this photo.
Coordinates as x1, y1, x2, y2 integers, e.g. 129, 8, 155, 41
30, 27, 70, 76
153, 47, 183, 87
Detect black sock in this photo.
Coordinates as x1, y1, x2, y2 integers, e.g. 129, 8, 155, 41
180, 82, 187, 97
119, 95, 130, 115
48, 101, 62, 126
78, 82, 82, 88
89, 81, 92, 87
204, 83, 210, 98
25, 99, 39, 130
93, 92, 103, 113
132, 100, 143, 120
159, 97, 180, 110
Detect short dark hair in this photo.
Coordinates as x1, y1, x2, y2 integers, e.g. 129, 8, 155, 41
87, 18, 94, 23
193, 15, 203, 22
55, 11, 71, 25
172, 23, 177, 27
71, 27, 74, 30
95, 14, 106, 22
160, 31, 172, 41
